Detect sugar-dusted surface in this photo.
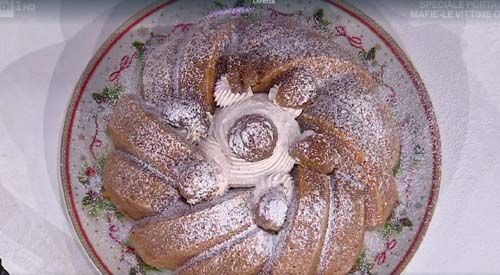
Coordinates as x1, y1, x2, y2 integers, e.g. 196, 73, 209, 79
224, 15, 375, 99
290, 132, 342, 174
177, 160, 219, 204
107, 96, 201, 179
251, 173, 295, 206
160, 97, 210, 142
52, 2, 444, 275
176, 227, 275, 275
142, 34, 211, 141
318, 175, 365, 275
298, 76, 400, 172
363, 170, 398, 229
141, 36, 184, 107
265, 167, 330, 275
177, 17, 236, 113
275, 69, 317, 109
142, 18, 238, 141
228, 114, 278, 162
130, 190, 255, 269
119, 12, 398, 273
268, 85, 303, 118
108, 95, 230, 206
102, 150, 180, 220
255, 186, 289, 232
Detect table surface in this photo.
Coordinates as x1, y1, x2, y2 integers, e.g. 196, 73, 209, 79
1, 0, 499, 274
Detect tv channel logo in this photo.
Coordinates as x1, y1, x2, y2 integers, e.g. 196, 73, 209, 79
0, 0, 14, 18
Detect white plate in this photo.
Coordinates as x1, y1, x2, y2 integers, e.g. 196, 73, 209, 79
60, 1, 441, 274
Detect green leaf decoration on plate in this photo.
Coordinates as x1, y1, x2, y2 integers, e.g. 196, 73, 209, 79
351, 250, 374, 275
129, 259, 162, 275
366, 47, 376, 60
382, 217, 413, 238
82, 191, 122, 220
77, 161, 94, 184
92, 86, 122, 105
132, 40, 145, 52
121, 239, 133, 248
313, 8, 330, 28
358, 47, 377, 62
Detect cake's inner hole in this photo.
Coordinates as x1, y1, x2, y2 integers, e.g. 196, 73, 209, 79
227, 114, 277, 162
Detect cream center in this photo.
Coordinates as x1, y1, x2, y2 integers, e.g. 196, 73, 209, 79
198, 94, 301, 191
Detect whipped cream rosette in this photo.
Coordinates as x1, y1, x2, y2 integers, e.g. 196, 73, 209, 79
198, 79, 303, 196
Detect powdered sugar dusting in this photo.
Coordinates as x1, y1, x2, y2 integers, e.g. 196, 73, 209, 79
176, 227, 276, 275
268, 85, 303, 118
130, 191, 255, 268
317, 175, 365, 274
104, 9, 402, 273
160, 98, 210, 142
228, 114, 277, 162
177, 160, 219, 204
103, 151, 181, 220
298, 76, 400, 171
255, 186, 289, 232
268, 167, 330, 274
108, 96, 201, 179
290, 132, 342, 174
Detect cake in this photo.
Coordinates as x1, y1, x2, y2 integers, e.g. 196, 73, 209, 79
103, 10, 400, 275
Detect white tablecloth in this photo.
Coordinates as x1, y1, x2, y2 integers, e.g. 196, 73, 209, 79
1, 1, 499, 274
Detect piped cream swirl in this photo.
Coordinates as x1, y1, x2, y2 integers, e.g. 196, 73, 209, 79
252, 173, 294, 204
214, 75, 254, 108
199, 94, 301, 190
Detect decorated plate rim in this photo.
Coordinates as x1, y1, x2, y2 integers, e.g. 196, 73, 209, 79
59, 0, 442, 274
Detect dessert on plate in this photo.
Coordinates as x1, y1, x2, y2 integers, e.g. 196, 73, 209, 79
103, 9, 400, 275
